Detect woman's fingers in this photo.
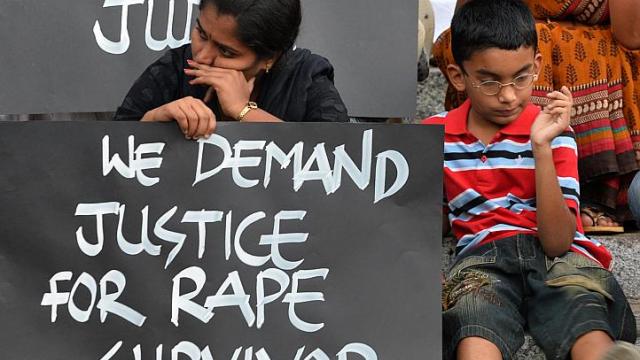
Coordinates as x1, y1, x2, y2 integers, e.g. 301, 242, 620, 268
188, 75, 223, 87
205, 106, 216, 136
203, 86, 215, 104
190, 101, 213, 139
185, 98, 217, 139
184, 62, 252, 118
185, 66, 235, 83
169, 101, 191, 136
247, 77, 256, 94
186, 59, 214, 71
165, 97, 216, 139
149, 96, 216, 139
185, 101, 204, 138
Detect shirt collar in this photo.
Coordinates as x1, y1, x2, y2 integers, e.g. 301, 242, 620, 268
444, 99, 541, 137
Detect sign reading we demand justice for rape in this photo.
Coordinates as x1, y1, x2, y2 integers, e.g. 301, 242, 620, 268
0, 122, 442, 359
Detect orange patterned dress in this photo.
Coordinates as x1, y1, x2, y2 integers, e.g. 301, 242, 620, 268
433, 0, 640, 212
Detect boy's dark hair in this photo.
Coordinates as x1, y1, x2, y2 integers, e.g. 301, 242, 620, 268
200, 0, 301, 60
451, 0, 537, 71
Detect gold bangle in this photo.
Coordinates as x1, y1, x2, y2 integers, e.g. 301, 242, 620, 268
236, 101, 258, 121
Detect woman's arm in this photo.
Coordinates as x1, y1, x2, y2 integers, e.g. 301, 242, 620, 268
609, 0, 640, 50
115, 50, 216, 139
304, 75, 350, 122
114, 50, 180, 122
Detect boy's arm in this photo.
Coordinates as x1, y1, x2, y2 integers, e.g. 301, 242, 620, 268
530, 87, 576, 257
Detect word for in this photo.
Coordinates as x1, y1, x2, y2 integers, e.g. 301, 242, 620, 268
75, 203, 308, 269
102, 130, 409, 203
94, 0, 200, 54
40, 270, 146, 327
101, 341, 378, 360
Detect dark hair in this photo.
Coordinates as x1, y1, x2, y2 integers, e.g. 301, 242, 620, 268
451, 0, 537, 71
200, 0, 301, 60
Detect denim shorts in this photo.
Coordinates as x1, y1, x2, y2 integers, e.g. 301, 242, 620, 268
442, 234, 637, 360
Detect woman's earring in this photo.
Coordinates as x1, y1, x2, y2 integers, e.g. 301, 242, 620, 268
265, 63, 272, 74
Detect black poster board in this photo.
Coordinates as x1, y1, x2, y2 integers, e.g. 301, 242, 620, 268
0, 0, 416, 117
0, 122, 442, 359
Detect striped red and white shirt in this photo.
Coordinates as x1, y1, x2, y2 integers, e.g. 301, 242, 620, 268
423, 99, 612, 269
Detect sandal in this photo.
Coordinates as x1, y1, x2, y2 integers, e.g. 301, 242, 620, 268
581, 206, 624, 234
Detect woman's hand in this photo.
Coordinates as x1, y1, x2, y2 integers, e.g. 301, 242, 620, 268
141, 96, 216, 139
185, 59, 256, 119
530, 86, 573, 147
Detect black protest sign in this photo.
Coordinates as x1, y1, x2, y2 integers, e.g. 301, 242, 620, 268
0, 0, 415, 117
0, 122, 442, 359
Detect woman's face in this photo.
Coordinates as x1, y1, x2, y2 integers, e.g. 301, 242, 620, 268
191, 4, 271, 79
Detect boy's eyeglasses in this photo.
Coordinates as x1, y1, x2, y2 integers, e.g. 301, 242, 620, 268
470, 73, 537, 96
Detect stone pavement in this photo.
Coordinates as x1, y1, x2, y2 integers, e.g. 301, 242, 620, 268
420, 67, 640, 357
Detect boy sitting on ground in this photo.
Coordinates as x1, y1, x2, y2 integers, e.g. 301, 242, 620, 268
422, 0, 638, 359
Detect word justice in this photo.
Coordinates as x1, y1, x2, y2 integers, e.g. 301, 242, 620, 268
75, 205, 309, 270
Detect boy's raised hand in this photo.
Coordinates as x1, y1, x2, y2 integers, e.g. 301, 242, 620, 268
530, 86, 573, 146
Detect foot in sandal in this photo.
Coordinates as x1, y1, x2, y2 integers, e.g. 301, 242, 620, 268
580, 206, 624, 234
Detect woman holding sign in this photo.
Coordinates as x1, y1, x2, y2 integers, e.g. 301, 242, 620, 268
114, 0, 349, 137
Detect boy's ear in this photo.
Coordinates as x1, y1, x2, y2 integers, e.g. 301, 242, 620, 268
446, 64, 467, 92
533, 52, 543, 80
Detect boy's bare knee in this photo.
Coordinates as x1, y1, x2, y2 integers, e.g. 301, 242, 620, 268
457, 337, 502, 360
570, 330, 614, 360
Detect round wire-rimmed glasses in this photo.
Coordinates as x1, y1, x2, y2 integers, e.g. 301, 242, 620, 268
470, 73, 537, 96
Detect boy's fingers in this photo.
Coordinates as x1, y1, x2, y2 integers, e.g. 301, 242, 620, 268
559, 86, 573, 102
547, 86, 573, 99
546, 91, 569, 101
545, 100, 571, 110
